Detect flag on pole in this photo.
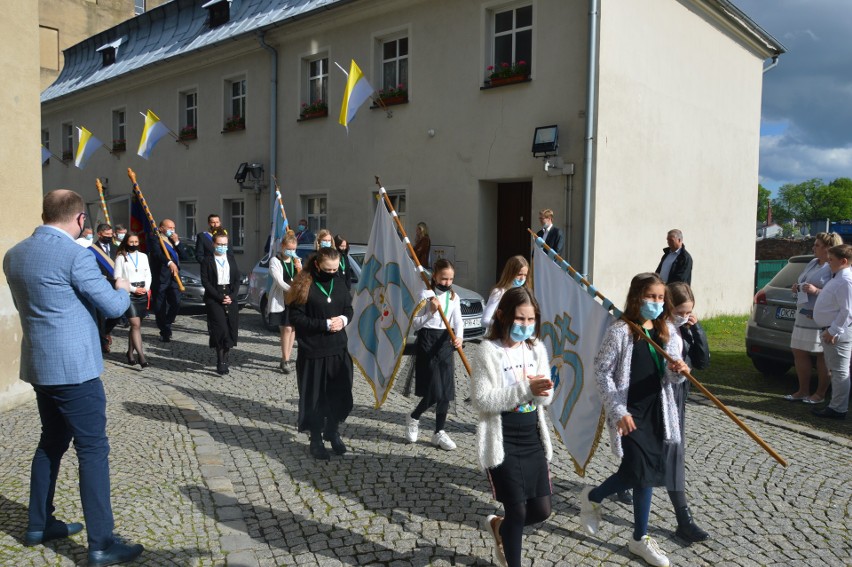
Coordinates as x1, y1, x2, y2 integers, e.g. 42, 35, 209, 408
41, 145, 51, 164
137, 109, 170, 159
130, 192, 156, 252
338, 59, 374, 131
348, 202, 427, 407
74, 127, 104, 169
533, 245, 614, 475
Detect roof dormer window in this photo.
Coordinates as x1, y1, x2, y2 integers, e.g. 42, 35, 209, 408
96, 37, 124, 67
202, 0, 231, 28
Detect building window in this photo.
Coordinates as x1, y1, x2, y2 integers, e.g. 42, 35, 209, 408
304, 195, 327, 233
381, 37, 408, 95
62, 122, 73, 160
180, 201, 197, 240
374, 190, 407, 227
41, 128, 50, 150
225, 78, 246, 130
204, 0, 230, 28
491, 4, 532, 72
308, 56, 328, 107
134, 0, 145, 15
180, 90, 198, 138
225, 199, 245, 249
112, 109, 126, 151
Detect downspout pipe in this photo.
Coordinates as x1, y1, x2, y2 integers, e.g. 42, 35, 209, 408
582, 0, 599, 276
762, 55, 779, 74
257, 31, 278, 256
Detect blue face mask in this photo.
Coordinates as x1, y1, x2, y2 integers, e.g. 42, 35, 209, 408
512, 278, 525, 287
85, 234, 93, 240
115, 233, 125, 241
320, 241, 332, 248
509, 323, 535, 342
215, 245, 228, 255
284, 249, 298, 258
165, 229, 174, 237
297, 224, 306, 231
640, 300, 664, 321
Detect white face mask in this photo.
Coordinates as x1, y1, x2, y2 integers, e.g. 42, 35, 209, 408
673, 314, 690, 327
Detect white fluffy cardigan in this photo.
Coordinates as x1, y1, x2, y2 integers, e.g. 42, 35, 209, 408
471, 339, 553, 470
594, 320, 686, 459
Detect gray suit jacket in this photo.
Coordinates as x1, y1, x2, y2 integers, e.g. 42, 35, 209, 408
4, 225, 130, 385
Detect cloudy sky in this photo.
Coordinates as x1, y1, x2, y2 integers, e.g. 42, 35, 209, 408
733, 0, 852, 193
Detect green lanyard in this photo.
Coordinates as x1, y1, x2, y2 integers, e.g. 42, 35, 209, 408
339, 256, 346, 273
315, 278, 334, 303
282, 259, 294, 280
642, 328, 665, 378
440, 290, 449, 314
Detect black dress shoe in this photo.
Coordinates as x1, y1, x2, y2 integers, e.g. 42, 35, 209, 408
159, 334, 171, 343
811, 406, 847, 419
24, 521, 83, 546
88, 541, 144, 566
216, 363, 227, 375
323, 431, 347, 455
138, 357, 149, 369
309, 435, 330, 460
615, 490, 633, 505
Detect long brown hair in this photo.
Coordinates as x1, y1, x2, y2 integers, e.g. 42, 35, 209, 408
115, 231, 141, 258
623, 272, 671, 345
493, 255, 529, 292
485, 286, 540, 345
286, 247, 340, 305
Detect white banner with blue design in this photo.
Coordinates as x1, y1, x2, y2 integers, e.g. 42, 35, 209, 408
533, 245, 614, 475
348, 203, 427, 408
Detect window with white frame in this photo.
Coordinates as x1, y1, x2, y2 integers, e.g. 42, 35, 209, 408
381, 36, 409, 95
224, 198, 245, 249
134, 0, 145, 16
62, 122, 73, 159
374, 190, 406, 228
304, 195, 327, 233
490, 4, 532, 73
181, 90, 197, 131
180, 201, 197, 240
41, 128, 50, 150
307, 56, 328, 107
112, 109, 126, 149
225, 77, 246, 129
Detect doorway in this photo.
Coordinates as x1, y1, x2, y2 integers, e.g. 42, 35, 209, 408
496, 182, 532, 281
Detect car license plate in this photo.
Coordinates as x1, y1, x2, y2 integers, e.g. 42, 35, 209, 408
776, 307, 796, 321
464, 317, 482, 329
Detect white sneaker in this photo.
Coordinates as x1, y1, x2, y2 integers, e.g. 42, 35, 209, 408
405, 417, 419, 443
484, 515, 508, 567
628, 535, 670, 567
578, 486, 602, 536
431, 430, 456, 450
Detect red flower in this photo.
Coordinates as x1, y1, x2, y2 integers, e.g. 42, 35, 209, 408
487, 65, 494, 71
501, 62, 510, 68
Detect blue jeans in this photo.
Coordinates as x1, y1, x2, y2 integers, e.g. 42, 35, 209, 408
30, 378, 114, 551
589, 474, 653, 541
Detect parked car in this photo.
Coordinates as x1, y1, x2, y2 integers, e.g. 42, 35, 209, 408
176, 238, 249, 309
247, 244, 486, 340
745, 254, 813, 376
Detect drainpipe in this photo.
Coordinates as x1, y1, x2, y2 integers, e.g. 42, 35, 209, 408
257, 31, 278, 257
582, 0, 599, 276
762, 55, 779, 74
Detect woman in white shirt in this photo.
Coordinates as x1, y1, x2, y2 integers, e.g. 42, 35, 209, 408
268, 234, 301, 373
114, 233, 152, 367
482, 256, 530, 331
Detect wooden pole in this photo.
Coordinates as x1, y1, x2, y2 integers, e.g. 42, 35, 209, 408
376, 176, 472, 376
95, 178, 111, 225
127, 168, 185, 292
527, 229, 788, 468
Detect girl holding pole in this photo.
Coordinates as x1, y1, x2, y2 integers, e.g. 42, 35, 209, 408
114, 232, 151, 368
405, 258, 463, 450
287, 246, 354, 460
482, 255, 530, 331
579, 272, 688, 567
200, 230, 240, 375
472, 286, 554, 567
268, 234, 301, 373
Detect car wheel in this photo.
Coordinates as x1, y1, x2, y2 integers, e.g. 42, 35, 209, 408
751, 357, 791, 377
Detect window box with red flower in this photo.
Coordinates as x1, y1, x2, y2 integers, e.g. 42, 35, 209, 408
299, 100, 328, 120
112, 139, 126, 152
179, 125, 197, 140
375, 84, 408, 107
484, 60, 530, 88
223, 115, 245, 132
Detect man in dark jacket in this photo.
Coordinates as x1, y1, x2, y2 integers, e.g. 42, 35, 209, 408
655, 229, 693, 285
149, 219, 188, 342
536, 209, 565, 255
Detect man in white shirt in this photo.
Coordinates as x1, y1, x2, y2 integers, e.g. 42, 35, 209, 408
811, 243, 852, 419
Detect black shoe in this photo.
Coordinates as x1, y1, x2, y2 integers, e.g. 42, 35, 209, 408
674, 506, 710, 543
216, 363, 227, 375
615, 490, 633, 505
309, 435, 330, 460
125, 353, 137, 366
811, 406, 847, 420
159, 334, 171, 343
323, 431, 347, 455
138, 356, 149, 369
88, 541, 144, 566
24, 521, 83, 546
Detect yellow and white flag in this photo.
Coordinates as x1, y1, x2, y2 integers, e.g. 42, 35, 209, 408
348, 201, 427, 407
74, 127, 104, 169
338, 59, 374, 131
137, 109, 170, 160
533, 243, 614, 475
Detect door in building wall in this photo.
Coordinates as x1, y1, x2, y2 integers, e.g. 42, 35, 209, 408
496, 182, 532, 281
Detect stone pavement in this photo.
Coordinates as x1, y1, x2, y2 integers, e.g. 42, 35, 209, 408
1, 309, 850, 566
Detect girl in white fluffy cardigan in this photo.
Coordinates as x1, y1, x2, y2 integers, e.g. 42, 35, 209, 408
471, 287, 554, 567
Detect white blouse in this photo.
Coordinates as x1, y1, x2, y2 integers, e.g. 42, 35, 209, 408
412, 288, 464, 339
114, 252, 152, 291
214, 255, 230, 285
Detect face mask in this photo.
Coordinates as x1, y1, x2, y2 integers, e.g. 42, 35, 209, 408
116, 233, 125, 241
320, 241, 332, 248
640, 300, 664, 321
509, 323, 535, 342
434, 283, 451, 293
673, 314, 690, 327
284, 249, 298, 258
165, 229, 174, 237
338, 248, 348, 255
512, 278, 525, 287
297, 224, 306, 232
85, 234, 93, 241
127, 245, 138, 252
100, 237, 112, 244
215, 245, 228, 255
314, 268, 335, 283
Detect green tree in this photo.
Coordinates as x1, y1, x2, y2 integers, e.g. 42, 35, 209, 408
773, 178, 852, 223
757, 184, 771, 223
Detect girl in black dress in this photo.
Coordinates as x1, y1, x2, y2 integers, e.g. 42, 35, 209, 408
579, 273, 688, 567
334, 234, 355, 290
200, 230, 240, 375
287, 246, 354, 460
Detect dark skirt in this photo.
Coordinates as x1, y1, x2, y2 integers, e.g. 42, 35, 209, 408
487, 410, 551, 504
268, 308, 290, 328
296, 351, 354, 432
126, 291, 148, 319
414, 328, 455, 403
205, 294, 239, 349
664, 380, 689, 491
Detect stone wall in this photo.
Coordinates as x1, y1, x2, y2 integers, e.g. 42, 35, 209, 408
755, 237, 813, 261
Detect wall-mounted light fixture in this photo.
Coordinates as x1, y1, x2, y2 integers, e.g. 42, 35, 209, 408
532, 125, 559, 157
235, 162, 265, 192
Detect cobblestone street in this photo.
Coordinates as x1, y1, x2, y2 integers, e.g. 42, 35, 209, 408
1, 309, 849, 566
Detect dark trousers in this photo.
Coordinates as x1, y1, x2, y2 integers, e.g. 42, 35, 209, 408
30, 378, 114, 551
153, 282, 181, 337
97, 311, 118, 347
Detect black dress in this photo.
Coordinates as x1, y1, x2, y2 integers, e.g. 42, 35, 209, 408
200, 255, 240, 349
414, 328, 455, 405
617, 329, 666, 488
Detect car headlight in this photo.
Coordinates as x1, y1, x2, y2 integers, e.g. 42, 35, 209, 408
241, 275, 249, 285
182, 276, 201, 285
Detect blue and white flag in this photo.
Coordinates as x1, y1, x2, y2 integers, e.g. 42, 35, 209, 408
348, 202, 427, 408
533, 244, 614, 476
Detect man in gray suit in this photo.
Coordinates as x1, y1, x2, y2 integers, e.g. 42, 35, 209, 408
4, 190, 144, 566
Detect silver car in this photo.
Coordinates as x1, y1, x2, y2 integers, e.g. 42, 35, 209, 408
745, 254, 812, 376
177, 238, 249, 309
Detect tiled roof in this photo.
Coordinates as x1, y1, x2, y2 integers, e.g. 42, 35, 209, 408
41, 0, 349, 103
